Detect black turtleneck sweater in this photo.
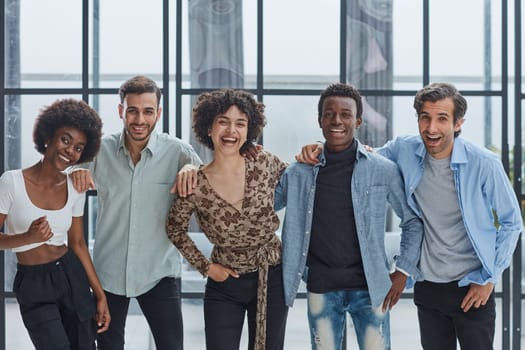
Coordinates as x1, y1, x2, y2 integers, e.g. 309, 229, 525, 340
306, 139, 367, 293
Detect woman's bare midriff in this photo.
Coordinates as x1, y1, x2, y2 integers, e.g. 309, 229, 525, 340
16, 244, 68, 266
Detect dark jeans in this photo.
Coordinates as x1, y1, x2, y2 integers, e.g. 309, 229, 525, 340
204, 264, 288, 350
97, 277, 183, 350
14, 250, 97, 350
414, 280, 495, 350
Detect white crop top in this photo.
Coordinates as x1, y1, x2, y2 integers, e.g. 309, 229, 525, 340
0, 170, 85, 252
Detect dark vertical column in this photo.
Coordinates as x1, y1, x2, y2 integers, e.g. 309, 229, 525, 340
483, 0, 492, 149
422, 0, 429, 86
82, 0, 89, 102
0, 0, 5, 345
175, 0, 183, 139
512, 0, 523, 349
162, 0, 170, 133
499, 0, 511, 348
92, 0, 100, 111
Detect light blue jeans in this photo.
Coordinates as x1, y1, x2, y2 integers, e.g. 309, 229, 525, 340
307, 290, 390, 350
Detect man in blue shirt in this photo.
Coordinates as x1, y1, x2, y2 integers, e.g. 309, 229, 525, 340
377, 83, 522, 350
275, 83, 423, 350
299, 82, 523, 350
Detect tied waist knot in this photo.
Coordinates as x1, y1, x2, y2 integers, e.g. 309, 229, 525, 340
212, 234, 281, 350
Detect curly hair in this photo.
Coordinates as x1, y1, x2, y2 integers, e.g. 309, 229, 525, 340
318, 83, 363, 123
33, 99, 103, 163
119, 75, 162, 106
413, 82, 467, 137
192, 89, 266, 150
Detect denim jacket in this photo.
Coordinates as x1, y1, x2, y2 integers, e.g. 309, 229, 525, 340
378, 135, 523, 287
275, 140, 423, 307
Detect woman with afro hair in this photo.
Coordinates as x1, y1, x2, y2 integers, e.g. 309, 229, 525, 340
0, 99, 110, 349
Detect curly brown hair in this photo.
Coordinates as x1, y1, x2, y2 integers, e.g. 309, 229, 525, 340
33, 99, 103, 163
192, 89, 266, 150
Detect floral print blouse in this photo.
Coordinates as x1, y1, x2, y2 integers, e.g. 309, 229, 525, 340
166, 151, 287, 350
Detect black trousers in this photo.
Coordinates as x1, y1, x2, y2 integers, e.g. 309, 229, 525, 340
414, 280, 495, 350
14, 250, 97, 350
97, 277, 183, 350
204, 264, 288, 350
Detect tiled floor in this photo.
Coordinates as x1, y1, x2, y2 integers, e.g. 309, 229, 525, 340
6, 296, 507, 349
3, 298, 462, 350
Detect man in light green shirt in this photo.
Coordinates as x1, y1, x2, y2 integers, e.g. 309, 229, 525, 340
73, 75, 201, 350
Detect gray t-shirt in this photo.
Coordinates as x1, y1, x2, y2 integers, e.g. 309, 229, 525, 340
415, 154, 481, 283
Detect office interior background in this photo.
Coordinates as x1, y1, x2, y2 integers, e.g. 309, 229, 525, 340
0, 0, 524, 349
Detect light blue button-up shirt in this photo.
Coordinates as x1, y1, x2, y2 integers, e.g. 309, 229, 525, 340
378, 135, 523, 286
275, 140, 423, 308
83, 131, 201, 297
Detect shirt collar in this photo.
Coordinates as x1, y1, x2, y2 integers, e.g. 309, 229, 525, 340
415, 135, 468, 165
450, 137, 468, 164
317, 138, 366, 167
116, 130, 159, 157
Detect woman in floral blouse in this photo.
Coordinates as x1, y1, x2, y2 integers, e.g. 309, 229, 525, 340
166, 89, 288, 350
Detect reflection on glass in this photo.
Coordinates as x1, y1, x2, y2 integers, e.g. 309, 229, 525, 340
347, 0, 393, 147
187, 0, 245, 163
188, 0, 244, 89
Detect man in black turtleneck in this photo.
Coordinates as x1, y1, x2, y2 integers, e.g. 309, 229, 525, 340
307, 138, 367, 294
276, 83, 423, 350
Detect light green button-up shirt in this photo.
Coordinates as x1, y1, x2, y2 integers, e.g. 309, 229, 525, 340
84, 131, 201, 297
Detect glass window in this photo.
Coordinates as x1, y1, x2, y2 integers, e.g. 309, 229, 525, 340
429, 0, 502, 90
392, 1, 423, 89
89, 94, 122, 136
263, 95, 323, 163
0, 1, 519, 349
263, 0, 340, 89
346, 0, 394, 91
91, 0, 164, 88
391, 96, 418, 138
460, 96, 503, 151
5, 1, 82, 88
182, 0, 255, 89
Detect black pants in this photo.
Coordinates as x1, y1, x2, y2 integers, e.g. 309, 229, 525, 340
14, 250, 97, 350
204, 264, 288, 350
97, 277, 183, 350
414, 280, 495, 350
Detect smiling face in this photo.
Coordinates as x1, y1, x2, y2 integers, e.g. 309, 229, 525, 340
319, 96, 361, 153
209, 105, 249, 155
45, 126, 87, 169
418, 97, 464, 159
119, 92, 161, 144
